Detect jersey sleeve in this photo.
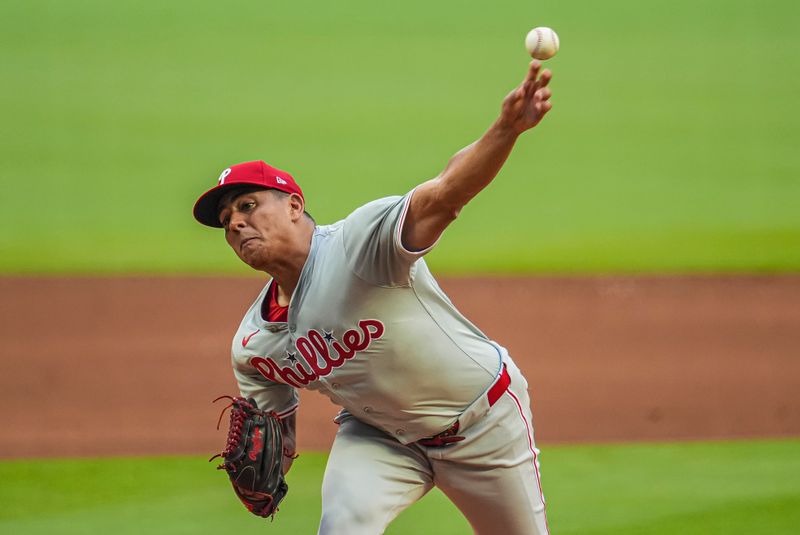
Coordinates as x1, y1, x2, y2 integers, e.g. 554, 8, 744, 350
342, 189, 437, 286
232, 357, 299, 419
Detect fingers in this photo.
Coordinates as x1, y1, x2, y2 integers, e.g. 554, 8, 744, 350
534, 86, 553, 116
523, 79, 552, 105
523, 60, 552, 85
536, 100, 553, 115
537, 69, 552, 88
522, 61, 553, 98
525, 60, 542, 84
503, 61, 554, 126
521, 61, 539, 95
536, 87, 552, 102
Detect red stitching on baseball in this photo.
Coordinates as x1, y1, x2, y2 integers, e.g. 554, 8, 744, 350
534, 28, 543, 55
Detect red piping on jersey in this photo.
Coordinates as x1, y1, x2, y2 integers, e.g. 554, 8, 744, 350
507, 387, 550, 535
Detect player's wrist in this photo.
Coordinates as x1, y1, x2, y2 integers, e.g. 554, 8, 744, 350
490, 117, 524, 140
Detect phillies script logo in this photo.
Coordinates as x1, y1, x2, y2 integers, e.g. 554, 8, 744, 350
249, 319, 385, 387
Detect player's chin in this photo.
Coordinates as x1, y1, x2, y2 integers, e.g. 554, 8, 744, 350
239, 249, 270, 272
237, 240, 260, 263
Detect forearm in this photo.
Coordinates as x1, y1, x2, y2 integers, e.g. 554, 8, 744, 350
401, 61, 552, 252
280, 413, 297, 474
436, 119, 520, 211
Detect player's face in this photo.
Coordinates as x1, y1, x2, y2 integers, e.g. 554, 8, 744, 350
217, 189, 297, 271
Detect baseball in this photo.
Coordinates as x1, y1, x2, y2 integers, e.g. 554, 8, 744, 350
525, 27, 560, 60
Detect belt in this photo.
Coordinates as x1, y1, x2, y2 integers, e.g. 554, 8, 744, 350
417, 364, 511, 447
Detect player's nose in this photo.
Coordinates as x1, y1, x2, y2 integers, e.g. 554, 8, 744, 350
228, 210, 248, 231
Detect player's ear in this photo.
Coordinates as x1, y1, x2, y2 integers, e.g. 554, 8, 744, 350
287, 193, 305, 222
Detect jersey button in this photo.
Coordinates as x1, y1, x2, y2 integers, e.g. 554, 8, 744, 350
395, 429, 405, 436
362, 406, 372, 413
331, 383, 340, 390
289, 324, 297, 333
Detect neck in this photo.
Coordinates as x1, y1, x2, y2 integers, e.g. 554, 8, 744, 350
272, 281, 293, 308
267, 221, 314, 305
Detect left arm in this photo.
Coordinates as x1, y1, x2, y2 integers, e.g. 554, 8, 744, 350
401, 60, 553, 251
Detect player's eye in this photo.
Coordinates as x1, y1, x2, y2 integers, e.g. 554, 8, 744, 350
241, 201, 256, 211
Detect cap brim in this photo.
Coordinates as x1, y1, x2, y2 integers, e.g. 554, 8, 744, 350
193, 183, 268, 228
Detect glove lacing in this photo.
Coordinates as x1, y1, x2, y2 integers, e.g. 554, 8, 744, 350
209, 395, 254, 468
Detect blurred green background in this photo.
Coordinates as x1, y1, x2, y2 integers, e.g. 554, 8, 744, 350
1, 0, 798, 274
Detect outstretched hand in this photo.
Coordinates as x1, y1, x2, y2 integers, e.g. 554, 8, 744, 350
499, 60, 553, 135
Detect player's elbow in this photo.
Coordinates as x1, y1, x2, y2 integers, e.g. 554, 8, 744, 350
438, 203, 462, 224
431, 177, 466, 222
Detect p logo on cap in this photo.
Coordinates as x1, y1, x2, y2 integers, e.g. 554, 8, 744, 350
218, 168, 232, 185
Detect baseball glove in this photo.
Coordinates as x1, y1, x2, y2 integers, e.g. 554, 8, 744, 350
210, 396, 289, 519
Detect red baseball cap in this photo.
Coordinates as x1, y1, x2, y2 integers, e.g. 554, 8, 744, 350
193, 160, 304, 228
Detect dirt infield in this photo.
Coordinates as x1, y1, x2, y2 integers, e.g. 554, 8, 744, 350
1, 275, 798, 458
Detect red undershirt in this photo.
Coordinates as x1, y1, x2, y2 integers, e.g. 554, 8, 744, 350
262, 282, 289, 323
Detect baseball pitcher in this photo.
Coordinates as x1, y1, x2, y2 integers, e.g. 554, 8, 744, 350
195, 60, 554, 534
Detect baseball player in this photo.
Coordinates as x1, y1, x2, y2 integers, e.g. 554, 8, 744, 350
194, 60, 553, 534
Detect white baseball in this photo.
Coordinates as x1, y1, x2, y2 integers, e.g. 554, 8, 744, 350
525, 27, 560, 60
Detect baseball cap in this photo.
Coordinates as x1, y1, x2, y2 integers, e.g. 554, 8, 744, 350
193, 160, 304, 228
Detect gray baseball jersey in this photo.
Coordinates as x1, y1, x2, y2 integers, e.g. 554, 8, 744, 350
231, 190, 507, 443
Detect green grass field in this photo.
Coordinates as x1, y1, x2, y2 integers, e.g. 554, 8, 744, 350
1, 0, 799, 274
2, 439, 799, 534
